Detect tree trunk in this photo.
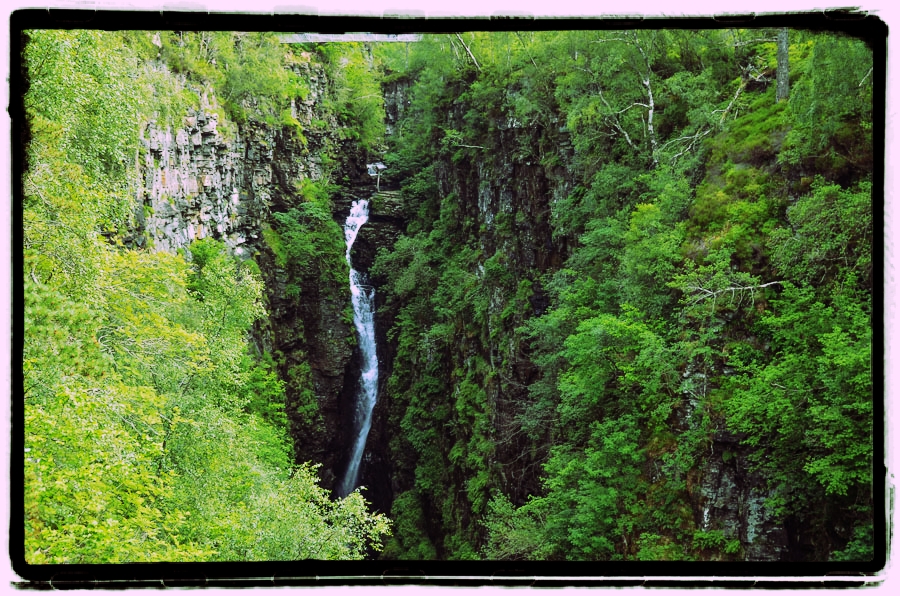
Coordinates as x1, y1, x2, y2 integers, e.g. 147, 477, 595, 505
454, 33, 481, 72
776, 28, 790, 103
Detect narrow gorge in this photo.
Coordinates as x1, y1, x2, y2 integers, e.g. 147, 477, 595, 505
20, 23, 879, 568
337, 198, 379, 498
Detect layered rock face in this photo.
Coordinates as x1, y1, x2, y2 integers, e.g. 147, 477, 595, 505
136, 110, 252, 255
694, 430, 788, 561
375, 77, 581, 550
132, 54, 803, 560
382, 74, 411, 138
135, 59, 335, 256
133, 59, 357, 490
432, 115, 575, 511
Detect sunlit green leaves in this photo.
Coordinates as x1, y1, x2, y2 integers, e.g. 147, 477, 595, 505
317, 42, 386, 150
25, 381, 205, 563
25, 29, 144, 182
160, 31, 309, 128
23, 276, 112, 403
558, 305, 678, 440
780, 32, 874, 177
480, 492, 551, 560
24, 237, 390, 562
723, 281, 872, 504
769, 180, 873, 289
542, 415, 645, 560
22, 28, 392, 562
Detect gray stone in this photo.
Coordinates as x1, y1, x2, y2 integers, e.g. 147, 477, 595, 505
131, 58, 362, 494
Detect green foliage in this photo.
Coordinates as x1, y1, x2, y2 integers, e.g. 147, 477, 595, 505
780, 32, 874, 180
22, 29, 391, 564
164, 414, 390, 560
636, 534, 687, 561
377, 28, 872, 563
689, 529, 742, 560
693, 529, 726, 551
621, 203, 685, 317
160, 31, 309, 128
382, 491, 438, 559
99, 250, 207, 397
709, 88, 787, 167
24, 29, 144, 182
317, 42, 385, 151
541, 415, 646, 560
722, 281, 872, 504
270, 182, 347, 297
23, 276, 202, 563
25, 382, 208, 563
558, 307, 677, 439
261, 224, 287, 268
480, 493, 552, 560
831, 522, 874, 562
25, 243, 391, 561
22, 31, 145, 298
24, 239, 391, 562
243, 352, 289, 429
286, 361, 321, 428
769, 179, 873, 289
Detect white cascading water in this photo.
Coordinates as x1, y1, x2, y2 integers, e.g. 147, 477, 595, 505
337, 199, 379, 498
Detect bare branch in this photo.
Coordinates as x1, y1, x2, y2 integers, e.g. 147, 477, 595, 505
684, 280, 783, 306
718, 77, 747, 124
454, 33, 481, 72
616, 102, 649, 113
725, 37, 777, 47
447, 36, 460, 61
514, 32, 538, 69
672, 130, 711, 161
859, 66, 873, 87
666, 128, 713, 165
661, 131, 706, 151
596, 86, 636, 150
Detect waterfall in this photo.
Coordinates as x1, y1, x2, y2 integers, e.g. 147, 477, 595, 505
337, 199, 379, 498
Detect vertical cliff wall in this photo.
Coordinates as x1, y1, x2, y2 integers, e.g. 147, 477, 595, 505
373, 67, 812, 561
128, 37, 869, 561
133, 57, 359, 491
372, 74, 581, 557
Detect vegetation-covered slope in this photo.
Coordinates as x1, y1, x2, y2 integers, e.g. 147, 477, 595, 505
21, 29, 390, 563
19, 23, 878, 566
371, 29, 876, 561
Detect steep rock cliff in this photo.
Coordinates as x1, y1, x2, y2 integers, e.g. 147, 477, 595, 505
131, 45, 838, 561
133, 57, 358, 490
374, 75, 580, 556
374, 69, 809, 561
430, 107, 574, 506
